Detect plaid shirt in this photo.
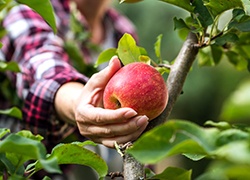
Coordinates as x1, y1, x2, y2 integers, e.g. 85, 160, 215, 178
0, 0, 137, 147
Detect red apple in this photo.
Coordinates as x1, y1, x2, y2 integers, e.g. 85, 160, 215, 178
103, 62, 168, 120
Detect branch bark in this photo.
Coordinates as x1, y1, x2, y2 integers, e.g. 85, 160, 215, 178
123, 32, 199, 180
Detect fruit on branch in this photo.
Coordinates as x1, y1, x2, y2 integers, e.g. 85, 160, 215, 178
103, 62, 168, 120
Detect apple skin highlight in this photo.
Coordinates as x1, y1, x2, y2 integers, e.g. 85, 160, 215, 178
103, 62, 169, 121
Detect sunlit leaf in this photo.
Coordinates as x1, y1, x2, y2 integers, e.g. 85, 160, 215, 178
154, 34, 163, 60
117, 33, 141, 65
95, 48, 117, 67
0, 128, 10, 139
0, 61, 20, 72
45, 142, 108, 179
127, 120, 219, 164
0, 107, 22, 120
17, 0, 57, 33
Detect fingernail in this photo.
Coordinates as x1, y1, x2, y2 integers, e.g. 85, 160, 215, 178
137, 115, 149, 127
124, 110, 138, 119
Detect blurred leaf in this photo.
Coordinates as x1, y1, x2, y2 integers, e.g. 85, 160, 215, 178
160, 0, 194, 12
205, 0, 243, 17
154, 34, 163, 60
138, 55, 151, 64
204, 121, 232, 130
95, 48, 117, 67
16, 130, 43, 141
196, 161, 250, 180
149, 167, 192, 180
225, 50, 248, 70
198, 47, 215, 66
0, 133, 47, 175
215, 33, 239, 46
155, 66, 170, 75
127, 120, 219, 164
242, 0, 250, 15
0, 107, 22, 120
220, 79, 250, 122
117, 33, 141, 65
44, 142, 108, 179
64, 41, 97, 76
193, 0, 213, 27
211, 44, 223, 65
0, 61, 20, 72
229, 15, 250, 32
173, 17, 190, 30
17, 0, 57, 33
0, 128, 10, 139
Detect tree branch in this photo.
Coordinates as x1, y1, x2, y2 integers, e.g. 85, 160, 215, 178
123, 32, 199, 180
147, 32, 199, 129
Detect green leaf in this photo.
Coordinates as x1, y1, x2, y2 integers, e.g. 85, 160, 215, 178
210, 44, 223, 65
16, 130, 43, 141
205, 0, 243, 17
0, 61, 21, 72
127, 120, 219, 164
138, 55, 151, 64
117, 33, 141, 65
17, 0, 57, 34
160, 0, 194, 12
220, 79, 250, 122
225, 50, 248, 70
198, 47, 215, 66
95, 48, 117, 67
0, 128, 10, 139
149, 167, 192, 180
0, 107, 22, 120
46, 142, 108, 179
0, 153, 19, 175
193, 0, 213, 27
0, 133, 47, 175
173, 17, 190, 30
154, 34, 163, 60
215, 33, 239, 46
0, 134, 47, 160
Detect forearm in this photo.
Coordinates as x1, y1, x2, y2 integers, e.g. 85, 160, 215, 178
54, 81, 85, 124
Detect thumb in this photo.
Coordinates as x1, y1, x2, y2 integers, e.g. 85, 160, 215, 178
87, 56, 121, 88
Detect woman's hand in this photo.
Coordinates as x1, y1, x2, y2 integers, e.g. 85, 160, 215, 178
55, 56, 149, 148
75, 56, 149, 148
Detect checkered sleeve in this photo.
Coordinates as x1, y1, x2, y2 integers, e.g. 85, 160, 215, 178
1, 4, 88, 144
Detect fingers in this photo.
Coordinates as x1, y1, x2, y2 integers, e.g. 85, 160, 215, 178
77, 104, 138, 125
79, 115, 149, 148
86, 56, 121, 89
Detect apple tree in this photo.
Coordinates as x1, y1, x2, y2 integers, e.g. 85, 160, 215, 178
1, 0, 250, 179
107, 0, 250, 179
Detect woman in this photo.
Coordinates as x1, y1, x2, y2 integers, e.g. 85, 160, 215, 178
0, 0, 148, 150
